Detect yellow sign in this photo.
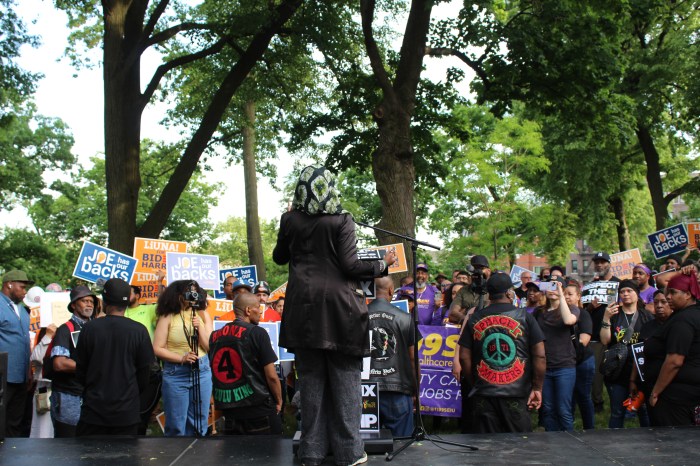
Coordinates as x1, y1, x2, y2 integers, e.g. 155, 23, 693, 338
206, 298, 233, 321
610, 248, 643, 280
132, 237, 188, 304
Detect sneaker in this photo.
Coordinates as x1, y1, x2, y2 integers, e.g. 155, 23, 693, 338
348, 452, 368, 466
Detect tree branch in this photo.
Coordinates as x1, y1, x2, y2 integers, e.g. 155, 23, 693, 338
663, 177, 700, 206
146, 22, 217, 47
140, 38, 228, 109
425, 47, 491, 88
142, 0, 171, 41
360, 0, 394, 97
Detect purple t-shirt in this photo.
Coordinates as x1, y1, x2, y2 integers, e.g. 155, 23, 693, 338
399, 285, 440, 325
639, 286, 657, 304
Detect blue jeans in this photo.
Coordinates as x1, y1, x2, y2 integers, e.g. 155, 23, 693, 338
542, 366, 576, 431
607, 383, 650, 429
162, 355, 212, 437
379, 391, 414, 437
572, 356, 595, 429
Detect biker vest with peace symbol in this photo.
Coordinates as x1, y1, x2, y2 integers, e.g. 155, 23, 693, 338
468, 306, 534, 398
209, 319, 271, 410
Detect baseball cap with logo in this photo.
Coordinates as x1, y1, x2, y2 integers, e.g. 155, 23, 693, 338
231, 279, 253, 292
415, 263, 429, 272
593, 252, 611, 263
253, 281, 271, 295
102, 278, 131, 306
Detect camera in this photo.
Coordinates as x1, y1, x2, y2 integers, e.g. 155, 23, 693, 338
471, 269, 487, 295
183, 281, 204, 310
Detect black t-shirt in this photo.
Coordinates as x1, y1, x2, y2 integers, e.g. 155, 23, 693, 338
576, 306, 594, 361
643, 304, 700, 403
75, 315, 154, 426
515, 287, 527, 300
535, 306, 580, 369
50, 316, 87, 396
606, 308, 653, 386
223, 325, 279, 420
589, 276, 621, 341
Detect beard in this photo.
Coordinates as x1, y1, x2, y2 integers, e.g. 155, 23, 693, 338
416, 278, 427, 289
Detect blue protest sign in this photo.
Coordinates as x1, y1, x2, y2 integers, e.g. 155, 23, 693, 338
509, 265, 533, 287
390, 299, 409, 313
213, 320, 232, 331
647, 223, 689, 259
165, 252, 220, 290
260, 322, 281, 363
72, 241, 139, 284
214, 265, 258, 299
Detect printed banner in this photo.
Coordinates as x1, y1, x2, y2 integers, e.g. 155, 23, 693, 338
419, 369, 461, 418
417, 325, 460, 371
631, 341, 645, 382
72, 241, 139, 284
269, 282, 287, 302
214, 265, 258, 299
360, 382, 380, 432
509, 265, 534, 287
132, 237, 188, 303
166, 252, 219, 290
206, 298, 233, 322
647, 223, 689, 259
687, 222, 700, 250
358, 243, 408, 274
28, 305, 41, 333
610, 248, 643, 280
581, 281, 619, 305
39, 292, 72, 327
390, 299, 409, 313
259, 322, 293, 362
359, 280, 376, 299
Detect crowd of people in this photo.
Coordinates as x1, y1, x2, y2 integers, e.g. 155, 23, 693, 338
1, 165, 698, 465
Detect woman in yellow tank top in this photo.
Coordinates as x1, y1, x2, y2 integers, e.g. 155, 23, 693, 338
154, 280, 213, 436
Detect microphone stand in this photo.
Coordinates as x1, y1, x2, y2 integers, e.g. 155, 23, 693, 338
355, 221, 478, 460
189, 302, 202, 437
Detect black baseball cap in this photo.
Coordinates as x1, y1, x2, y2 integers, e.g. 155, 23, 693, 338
593, 252, 611, 263
102, 278, 131, 306
486, 272, 513, 294
470, 255, 490, 268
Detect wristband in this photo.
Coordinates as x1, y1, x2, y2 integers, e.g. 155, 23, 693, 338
601, 321, 611, 328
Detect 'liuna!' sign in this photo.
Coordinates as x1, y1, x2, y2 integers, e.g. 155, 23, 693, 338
73, 241, 138, 284
165, 252, 220, 290
647, 223, 688, 259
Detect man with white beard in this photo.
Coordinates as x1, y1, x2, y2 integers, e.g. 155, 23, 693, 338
397, 263, 441, 325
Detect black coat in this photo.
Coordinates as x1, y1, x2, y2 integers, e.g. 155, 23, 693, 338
273, 211, 385, 357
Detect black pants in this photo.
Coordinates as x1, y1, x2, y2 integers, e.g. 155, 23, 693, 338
76, 421, 139, 437
222, 412, 282, 435
53, 420, 77, 438
138, 368, 163, 435
470, 396, 532, 433
4, 383, 29, 437
649, 396, 697, 427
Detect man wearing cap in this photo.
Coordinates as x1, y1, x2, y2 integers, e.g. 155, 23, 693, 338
223, 275, 253, 300
588, 251, 620, 413
253, 281, 281, 323
0, 270, 34, 437
399, 263, 441, 326
458, 273, 545, 433
74, 278, 154, 436
48, 285, 98, 437
449, 255, 492, 324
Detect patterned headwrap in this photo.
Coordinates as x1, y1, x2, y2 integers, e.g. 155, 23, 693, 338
668, 272, 700, 300
292, 166, 344, 215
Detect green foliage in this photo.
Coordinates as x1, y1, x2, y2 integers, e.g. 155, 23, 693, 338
29, 140, 221, 245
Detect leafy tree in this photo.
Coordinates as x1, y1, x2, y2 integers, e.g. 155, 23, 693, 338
29, 140, 220, 246
54, 0, 303, 253
0, 0, 75, 206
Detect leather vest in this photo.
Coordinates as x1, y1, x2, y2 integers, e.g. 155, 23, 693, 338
209, 319, 270, 410
469, 307, 533, 398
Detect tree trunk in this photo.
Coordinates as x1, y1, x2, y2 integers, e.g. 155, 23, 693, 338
242, 100, 266, 279
610, 196, 631, 251
636, 125, 668, 231
103, 0, 148, 253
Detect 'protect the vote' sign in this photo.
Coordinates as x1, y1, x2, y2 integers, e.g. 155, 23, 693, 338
166, 252, 219, 290
647, 223, 688, 259
581, 281, 619, 305
360, 382, 380, 432
73, 241, 138, 284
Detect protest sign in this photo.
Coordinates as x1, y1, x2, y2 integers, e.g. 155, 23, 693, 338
687, 222, 700, 250
214, 265, 258, 299
647, 223, 689, 259
509, 265, 533, 287
360, 382, 380, 432
610, 248, 643, 280
73, 241, 139, 284
631, 342, 645, 382
358, 243, 408, 274
28, 305, 41, 333
416, 325, 461, 417
166, 252, 219, 290
581, 281, 619, 305
360, 280, 376, 299
132, 238, 188, 303
206, 298, 233, 322
269, 282, 287, 302
390, 299, 409, 313
39, 292, 72, 327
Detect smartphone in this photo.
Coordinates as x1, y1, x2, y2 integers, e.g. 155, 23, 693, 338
538, 281, 558, 292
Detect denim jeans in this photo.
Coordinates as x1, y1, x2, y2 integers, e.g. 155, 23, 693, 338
162, 355, 212, 437
542, 366, 576, 431
295, 348, 364, 465
379, 391, 414, 437
572, 355, 596, 429
607, 382, 650, 429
